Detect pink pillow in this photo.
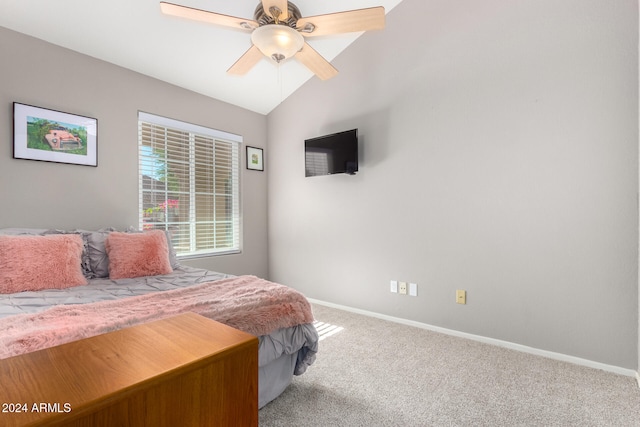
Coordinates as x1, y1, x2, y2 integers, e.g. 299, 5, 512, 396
105, 230, 173, 279
0, 234, 88, 293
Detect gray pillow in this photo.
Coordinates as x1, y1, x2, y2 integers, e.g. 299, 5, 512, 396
76, 228, 115, 279
164, 230, 179, 269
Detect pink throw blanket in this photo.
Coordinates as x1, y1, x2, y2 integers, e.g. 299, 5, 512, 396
0, 275, 314, 360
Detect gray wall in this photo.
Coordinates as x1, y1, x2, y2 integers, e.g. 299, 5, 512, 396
267, 0, 639, 369
0, 27, 269, 278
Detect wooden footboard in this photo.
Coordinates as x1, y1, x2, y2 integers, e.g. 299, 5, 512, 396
0, 313, 258, 426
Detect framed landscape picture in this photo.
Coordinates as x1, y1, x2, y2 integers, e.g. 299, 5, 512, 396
13, 102, 98, 167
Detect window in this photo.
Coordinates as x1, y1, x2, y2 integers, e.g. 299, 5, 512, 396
138, 112, 241, 257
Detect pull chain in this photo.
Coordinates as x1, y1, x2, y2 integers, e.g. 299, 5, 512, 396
278, 62, 283, 105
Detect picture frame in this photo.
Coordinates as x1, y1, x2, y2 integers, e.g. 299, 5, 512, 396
13, 102, 98, 167
246, 146, 264, 171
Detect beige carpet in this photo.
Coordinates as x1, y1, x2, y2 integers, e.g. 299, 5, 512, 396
259, 303, 640, 426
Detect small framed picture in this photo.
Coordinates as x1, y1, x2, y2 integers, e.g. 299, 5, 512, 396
13, 102, 98, 167
246, 146, 264, 171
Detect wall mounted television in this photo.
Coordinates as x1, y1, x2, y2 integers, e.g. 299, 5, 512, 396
305, 129, 358, 177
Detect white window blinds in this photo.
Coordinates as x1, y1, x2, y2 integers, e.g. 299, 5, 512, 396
138, 112, 241, 257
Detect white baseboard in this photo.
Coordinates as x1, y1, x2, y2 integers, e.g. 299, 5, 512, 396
308, 298, 637, 379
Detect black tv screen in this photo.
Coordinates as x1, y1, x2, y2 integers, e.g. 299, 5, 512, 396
305, 129, 358, 177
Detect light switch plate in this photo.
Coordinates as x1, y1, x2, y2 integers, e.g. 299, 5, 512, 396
409, 283, 417, 296
390, 280, 398, 293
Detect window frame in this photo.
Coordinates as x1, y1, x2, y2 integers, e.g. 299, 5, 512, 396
138, 111, 242, 259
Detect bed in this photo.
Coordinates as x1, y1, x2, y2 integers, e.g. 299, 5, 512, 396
0, 227, 318, 409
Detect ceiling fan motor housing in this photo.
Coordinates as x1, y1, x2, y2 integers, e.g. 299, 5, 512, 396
253, 1, 302, 27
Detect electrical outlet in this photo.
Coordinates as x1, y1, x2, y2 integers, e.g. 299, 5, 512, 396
390, 280, 398, 293
456, 290, 466, 304
409, 283, 417, 296
399, 282, 408, 295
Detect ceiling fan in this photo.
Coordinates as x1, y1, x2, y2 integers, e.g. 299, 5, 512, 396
160, 1, 385, 80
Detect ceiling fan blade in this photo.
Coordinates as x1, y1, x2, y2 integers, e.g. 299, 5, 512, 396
261, 0, 289, 21
160, 2, 258, 31
295, 42, 338, 81
227, 45, 264, 75
297, 7, 385, 37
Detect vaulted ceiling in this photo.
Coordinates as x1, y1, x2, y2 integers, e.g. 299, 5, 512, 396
0, 0, 403, 114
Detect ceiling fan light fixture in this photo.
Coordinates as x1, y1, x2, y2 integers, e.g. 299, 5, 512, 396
251, 24, 304, 63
